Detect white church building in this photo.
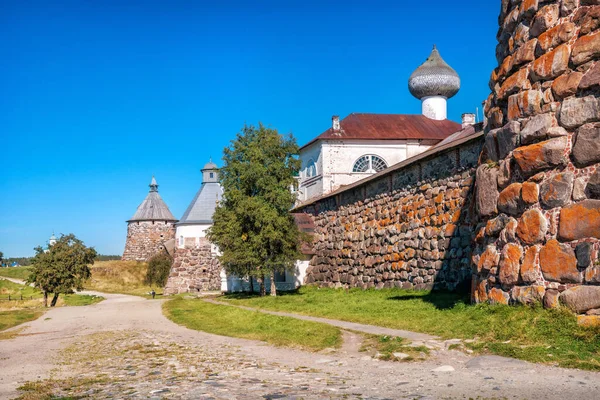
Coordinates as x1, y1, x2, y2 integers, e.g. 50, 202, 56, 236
165, 45, 472, 294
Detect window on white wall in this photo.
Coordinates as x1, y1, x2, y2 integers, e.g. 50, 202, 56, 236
179, 236, 184, 246
306, 159, 317, 178
353, 155, 387, 173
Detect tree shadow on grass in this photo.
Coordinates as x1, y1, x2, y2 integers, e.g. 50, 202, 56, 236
387, 289, 471, 310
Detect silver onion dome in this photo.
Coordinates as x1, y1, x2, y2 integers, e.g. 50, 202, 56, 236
409, 45, 460, 100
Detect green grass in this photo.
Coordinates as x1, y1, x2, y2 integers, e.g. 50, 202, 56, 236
62, 294, 104, 306
0, 278, 42, 300
359, 334, 430, 362
0, 266, 32, 280
163, 296, 342, 351
0, 310, 44, 333
223, 286, 600, 370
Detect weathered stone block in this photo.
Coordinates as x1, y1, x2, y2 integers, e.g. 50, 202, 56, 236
498, 68, 532, 100
544, 288, 560, 309
522, 181, 539, 205
521, 245, 540, 283
531, 44, 571, 81
530, 4, 560, 37
539, 239, 582, 283
577, 315, 600, 327
520, 113, 558, 145
512, 136, 568, 175
488, 287, 510, 305
537, 22, 576, 53
478, 245, 501, 273
572, 123, 600, 167
560, 285, 600, 313
511, 285, 545, 305
576, 242, 593, 269
560, 95, 600, 130
497, 121, 521, 158
586, 169, 600, 199
551, 71, 584, 100
499, 243, 523, 287
476, 165, 499, 218
507, 90, 543, 120
498, 183, 524, 215
559, 200, 600, 241
571, 30, 600, 65
517, 209, 548, 244
540, 171, 574, 209
579, 61, 600, 90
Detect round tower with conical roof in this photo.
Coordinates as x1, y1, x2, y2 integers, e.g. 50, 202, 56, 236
122, 176, 178, 261
409, 45, 460, 121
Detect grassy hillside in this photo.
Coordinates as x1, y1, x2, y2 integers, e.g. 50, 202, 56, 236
85, 260, 158, 298
0, 266, 32, 280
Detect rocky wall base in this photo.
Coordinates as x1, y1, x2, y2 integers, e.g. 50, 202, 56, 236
164, 239, 221, 295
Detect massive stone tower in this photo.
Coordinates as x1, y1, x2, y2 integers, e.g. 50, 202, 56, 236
473, 1, 600, 316
122, 177, 178, 261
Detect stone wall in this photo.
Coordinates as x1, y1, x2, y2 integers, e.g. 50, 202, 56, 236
122, 221, 176, 261
474, 0, 600, 318
164, 238, 221, 294
296, 133, 484, 291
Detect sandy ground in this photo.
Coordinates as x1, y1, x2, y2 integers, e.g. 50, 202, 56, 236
1, 290, 599, 399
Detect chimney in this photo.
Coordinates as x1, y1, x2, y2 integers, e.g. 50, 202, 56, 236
461, 113, 476, 128
332, 115, 340, 132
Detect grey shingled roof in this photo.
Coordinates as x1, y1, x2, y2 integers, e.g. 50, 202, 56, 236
178, 181, 223, 225
127, 178, 178, 222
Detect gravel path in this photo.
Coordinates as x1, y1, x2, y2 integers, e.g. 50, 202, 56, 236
0, 290, 599, 399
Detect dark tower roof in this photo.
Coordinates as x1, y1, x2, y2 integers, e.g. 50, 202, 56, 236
178, 162, 223, 225
408, 45, 461, 100
127, 176, 178, 222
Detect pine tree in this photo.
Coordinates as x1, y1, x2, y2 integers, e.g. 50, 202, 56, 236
208, 123, 301, 296
28, 234, 96, 307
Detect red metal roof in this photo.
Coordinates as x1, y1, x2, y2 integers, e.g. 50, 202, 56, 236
300, 113, 462, 150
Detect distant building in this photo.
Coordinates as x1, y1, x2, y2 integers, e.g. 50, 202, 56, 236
296, 46, 463, 204
122, 177, 178, 261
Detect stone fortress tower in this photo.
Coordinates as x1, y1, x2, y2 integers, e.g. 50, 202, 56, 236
164, 161, 223, 294
122, 177, 178, 261
472, 1, 600, 317
409, 45, 461, 121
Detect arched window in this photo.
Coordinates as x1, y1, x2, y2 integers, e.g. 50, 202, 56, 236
353, 155, 388, 173
305, 159, 317, 178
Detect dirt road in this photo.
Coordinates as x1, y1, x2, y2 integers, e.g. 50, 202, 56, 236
1, 291, 598, 399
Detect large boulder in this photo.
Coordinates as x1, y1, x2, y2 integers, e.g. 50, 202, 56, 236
560, 286, 600, 313
516, 209, 548, 245
558, 200, 600, 241
539, 239, 582, 283
512, 137, 568, 175
572, 123, 600, 167
540, 172, 574, 209
498, 183, 524, 215
476, 165, 499, 218
559, 95, 600, 130
499, 243, 522, 287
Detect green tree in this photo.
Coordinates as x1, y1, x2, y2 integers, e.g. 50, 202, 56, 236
145, 253, 173, 288
28, 233, 96, 307
208, 123, 302, 296
0, 251, 4, 266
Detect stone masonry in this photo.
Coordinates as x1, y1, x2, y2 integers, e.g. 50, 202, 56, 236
296, 133, 483, 291
473, 0, 600, 319
122, 221, 176, 262
164, 238, 221, 294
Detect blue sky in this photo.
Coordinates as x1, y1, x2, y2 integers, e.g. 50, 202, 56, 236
0, 1, 500, 257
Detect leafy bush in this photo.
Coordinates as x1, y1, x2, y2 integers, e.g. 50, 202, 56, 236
145, 253, 173, 288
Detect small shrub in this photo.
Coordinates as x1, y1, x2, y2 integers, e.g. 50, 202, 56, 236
145, 253, 173, 288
